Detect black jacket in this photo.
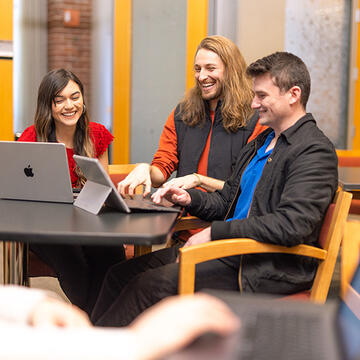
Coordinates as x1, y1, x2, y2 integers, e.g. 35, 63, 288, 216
174, 102, 258, 180
187, 114, 338, 294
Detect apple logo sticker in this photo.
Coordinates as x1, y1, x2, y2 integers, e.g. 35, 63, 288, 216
24, 165, 34, 177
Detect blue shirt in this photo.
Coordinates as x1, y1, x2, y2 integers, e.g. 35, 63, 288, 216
226, 131, 275, 222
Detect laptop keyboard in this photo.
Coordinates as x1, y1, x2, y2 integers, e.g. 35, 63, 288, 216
235, 311, 325, 360
124, 197, 182, 213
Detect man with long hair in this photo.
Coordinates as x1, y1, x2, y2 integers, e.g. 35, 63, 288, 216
91, 52, 337, 327
119, 35, 261, 197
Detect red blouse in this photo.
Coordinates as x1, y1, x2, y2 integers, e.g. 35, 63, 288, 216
18, 122, 114, 187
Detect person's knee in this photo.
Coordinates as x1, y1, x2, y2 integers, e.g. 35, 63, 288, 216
99, 264, 125, 298
129, 264, 179, 301
93, 264, 180, 327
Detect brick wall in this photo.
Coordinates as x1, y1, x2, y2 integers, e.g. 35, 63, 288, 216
48, 0, 92, 110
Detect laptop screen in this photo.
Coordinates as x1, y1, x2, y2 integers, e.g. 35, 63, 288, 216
338, 261, 360, 360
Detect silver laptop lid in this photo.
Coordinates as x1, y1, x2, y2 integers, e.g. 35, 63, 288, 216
73, 155, 131, 213
73, 155, 181, 215
0, 141, 73, 203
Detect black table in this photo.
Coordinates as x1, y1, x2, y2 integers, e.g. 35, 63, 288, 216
338, 167, 360, 193
0, 199, 179, 285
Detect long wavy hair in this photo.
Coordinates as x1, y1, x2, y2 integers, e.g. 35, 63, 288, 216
179, 36, 253, 132
34, 69, 94, 185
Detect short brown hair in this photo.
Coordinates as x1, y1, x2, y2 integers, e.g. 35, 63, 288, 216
246, 52, 311, 109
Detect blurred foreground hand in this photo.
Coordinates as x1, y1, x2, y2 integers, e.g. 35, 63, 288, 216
129, 293, 240, 360
29, 297, 91, 328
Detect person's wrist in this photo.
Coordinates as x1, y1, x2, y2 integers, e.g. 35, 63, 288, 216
193, 173, 201, 187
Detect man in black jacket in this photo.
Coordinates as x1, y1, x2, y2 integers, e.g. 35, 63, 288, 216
91, 52, 338, 327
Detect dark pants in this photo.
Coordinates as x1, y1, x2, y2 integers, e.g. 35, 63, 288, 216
91, 246, 240, 327
30, 243, 125, 315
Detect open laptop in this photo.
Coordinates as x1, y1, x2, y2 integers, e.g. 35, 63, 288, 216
167, 261, 360, 360
0, 141, 73, 203
73, 155, 182, 214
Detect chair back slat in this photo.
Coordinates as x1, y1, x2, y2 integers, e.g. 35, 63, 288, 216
341, 221, 360, 297
310, 190, 352, 302
336, 149, 360, 167
108, 164, 143, 194
338, 157, 360, 167
109, 173, 128, 185
318, 204, 334, 249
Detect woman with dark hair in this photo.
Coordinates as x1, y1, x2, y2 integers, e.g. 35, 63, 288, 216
18, 69, 125, 314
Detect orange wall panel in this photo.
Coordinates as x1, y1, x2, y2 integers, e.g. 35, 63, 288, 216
112, 0, 131, 164
0, 0, 13, 40
186, 0, 207, 90
353, 0, 360, 149
0, 60, 13, 140
0, 0, 13, 140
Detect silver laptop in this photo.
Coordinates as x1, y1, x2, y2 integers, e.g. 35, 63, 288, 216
73, 155, 181, 214
167, 261, 360, 360
0, 141, 73, 203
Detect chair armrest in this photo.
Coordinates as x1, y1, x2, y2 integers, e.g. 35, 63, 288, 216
173, 216, 210, 231
179, 239, 327, 264
178, 239, 327, 295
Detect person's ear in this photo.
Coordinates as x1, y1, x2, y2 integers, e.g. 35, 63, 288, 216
288, 86, 301, 105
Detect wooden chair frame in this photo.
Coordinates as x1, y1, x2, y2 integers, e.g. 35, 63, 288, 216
336, 150, 360, 214
341, 220, 360, 297
108, 163, 143, 195
177, 190, 352, 303
108, 163, 138, 175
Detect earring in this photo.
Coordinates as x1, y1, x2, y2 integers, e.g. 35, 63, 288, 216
83, 104, 86, 114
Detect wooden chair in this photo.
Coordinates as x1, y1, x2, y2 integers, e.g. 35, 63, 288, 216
28, 163, 145, 278
28, 250, 56, 277
341, 220, 360, 298
336, 149, 360, 214
177, 190, 352, 304
108, 164, 142, 194
173, 215, 210, 232
336, 149, 360, 167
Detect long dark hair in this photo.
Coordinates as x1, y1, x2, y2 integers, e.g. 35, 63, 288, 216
34, 69, 94, 185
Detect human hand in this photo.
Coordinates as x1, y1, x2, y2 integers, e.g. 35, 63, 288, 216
163, 174, 201, 190
29, 297, 91, 328
129, 293, 240, 360
118, 163, 151, 197
151, 186, 191, 207
183, 226, 212, 248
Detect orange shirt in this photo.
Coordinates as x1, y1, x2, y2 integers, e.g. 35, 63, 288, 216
247, 120, 268, 143
151, 109, 179, 181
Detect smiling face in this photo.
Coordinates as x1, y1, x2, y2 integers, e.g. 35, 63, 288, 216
51, 80, 84, 128
194, 48, 225, 110
251, 73, 294, 131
